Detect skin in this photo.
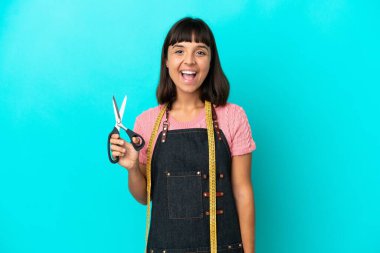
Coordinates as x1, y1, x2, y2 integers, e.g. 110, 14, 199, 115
109, 38, 255, 253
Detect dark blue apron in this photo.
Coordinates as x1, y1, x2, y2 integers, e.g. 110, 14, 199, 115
146, 105, 244, 253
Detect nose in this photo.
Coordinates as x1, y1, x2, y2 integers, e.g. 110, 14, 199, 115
184, 52, 195, 65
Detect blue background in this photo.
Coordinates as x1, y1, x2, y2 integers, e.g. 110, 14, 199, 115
1, 1, 379, 252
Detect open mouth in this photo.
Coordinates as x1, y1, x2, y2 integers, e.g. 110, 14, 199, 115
180, 70, 197, 81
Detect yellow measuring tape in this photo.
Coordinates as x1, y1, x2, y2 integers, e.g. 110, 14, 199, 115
205, 100, 218, 253
145, 101, 217, 253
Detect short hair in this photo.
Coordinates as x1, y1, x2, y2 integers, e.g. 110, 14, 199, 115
156, 17, 229, 107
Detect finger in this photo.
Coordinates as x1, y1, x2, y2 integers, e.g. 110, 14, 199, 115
112, 151, 125, 157
111, 134, 120, 138
110, 144, 126, 153
110, 138, 125, 145
132, 137, 141, 144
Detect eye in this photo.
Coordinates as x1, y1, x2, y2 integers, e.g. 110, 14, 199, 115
196, 51, 207, 56
174, 50, 183, 54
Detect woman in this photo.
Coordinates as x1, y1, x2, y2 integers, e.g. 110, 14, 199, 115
110, 17, 256, 253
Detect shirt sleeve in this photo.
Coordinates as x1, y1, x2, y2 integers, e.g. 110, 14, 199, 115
230, 105, 256, 156
133, 115, 148, 165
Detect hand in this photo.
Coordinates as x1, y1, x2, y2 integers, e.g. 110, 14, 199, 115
109, 133, 141, 170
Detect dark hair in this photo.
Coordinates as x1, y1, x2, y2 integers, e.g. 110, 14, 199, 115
156, 17, 229, 106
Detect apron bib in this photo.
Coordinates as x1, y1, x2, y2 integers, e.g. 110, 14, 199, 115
145, 101, 243, 253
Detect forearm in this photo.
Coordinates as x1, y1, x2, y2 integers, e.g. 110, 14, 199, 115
127, 163, 147, 205
235, 187, 255, 253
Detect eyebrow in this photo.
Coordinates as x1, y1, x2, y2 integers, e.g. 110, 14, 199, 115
172, 44, 209, 51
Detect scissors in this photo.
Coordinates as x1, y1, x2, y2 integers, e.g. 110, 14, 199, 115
107, 95, 145, 164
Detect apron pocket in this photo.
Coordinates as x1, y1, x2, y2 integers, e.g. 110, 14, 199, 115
166, 170, 203, 219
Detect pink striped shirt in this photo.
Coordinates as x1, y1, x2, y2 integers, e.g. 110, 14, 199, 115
133, 102, 256, 165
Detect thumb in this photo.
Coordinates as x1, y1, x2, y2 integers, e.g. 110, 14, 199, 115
132, 137, 141, 144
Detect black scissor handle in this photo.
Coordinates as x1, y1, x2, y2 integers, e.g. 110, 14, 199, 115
125, 128, 145, 151
108, 127, 120, 164
108, 127, 146, 164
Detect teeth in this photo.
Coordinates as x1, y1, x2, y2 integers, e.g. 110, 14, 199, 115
181, 70, 196, 74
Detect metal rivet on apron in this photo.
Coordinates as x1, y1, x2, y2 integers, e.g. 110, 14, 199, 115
202, 174, 207, 179
150, 250, 154, 253
239, 243, 242, 247
167, 172, 170, 176
219, 173, 224, 179
228, 245, 232, 249
162, 250, 166, 253
196, 171, 201, 175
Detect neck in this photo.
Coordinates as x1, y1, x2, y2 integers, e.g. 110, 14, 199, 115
171, 91, 204, 110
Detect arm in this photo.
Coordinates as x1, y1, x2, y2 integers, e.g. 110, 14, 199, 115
128, 162, 148, 205
231, 153, 255, 253
109, 134, 148, 205
125, 114, 149, 205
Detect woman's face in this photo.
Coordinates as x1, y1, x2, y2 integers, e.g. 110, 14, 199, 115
166, 40, 211, 97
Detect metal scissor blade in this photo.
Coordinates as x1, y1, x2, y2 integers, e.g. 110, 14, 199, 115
112, 96, 122, 123
119, 96, 127, 121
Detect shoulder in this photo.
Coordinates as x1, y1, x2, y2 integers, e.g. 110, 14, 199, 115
133, 104, 166, 166
215, 102, 246, 117
215, 102, 252, 135
214, 102, 256, 156
135, 104, 166, 125
214, 102, 250, 134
